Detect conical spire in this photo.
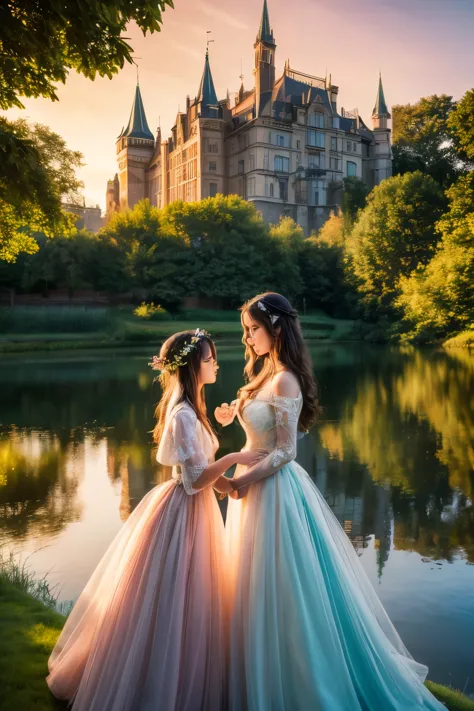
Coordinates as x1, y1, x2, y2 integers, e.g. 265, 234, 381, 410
122, 84, 154, 140
372, 73, 389, 116
197, 49, 218, 117
257, 0, 275, 45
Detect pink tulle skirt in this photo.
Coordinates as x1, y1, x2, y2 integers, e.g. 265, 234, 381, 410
47, 479, 227, 711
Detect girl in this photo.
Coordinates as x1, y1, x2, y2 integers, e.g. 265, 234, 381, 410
217, 294, 445, 711
47, 329, 261, 711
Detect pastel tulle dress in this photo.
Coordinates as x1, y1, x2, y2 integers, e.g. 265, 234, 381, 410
47, 398, 227, 711
225, 384, 445, 711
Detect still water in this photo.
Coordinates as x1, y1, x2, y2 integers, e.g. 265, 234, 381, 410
0, 343, 473, 696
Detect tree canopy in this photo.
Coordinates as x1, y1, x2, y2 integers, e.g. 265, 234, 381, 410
0, 0, 174, 110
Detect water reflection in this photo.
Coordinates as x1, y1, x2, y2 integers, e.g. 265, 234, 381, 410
0, 344, 473, 695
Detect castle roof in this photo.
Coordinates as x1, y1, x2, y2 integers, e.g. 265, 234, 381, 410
196, 49, 219, 118
257, 0, 275, 45
122, 84, 154, 141
372, 74, 389, 116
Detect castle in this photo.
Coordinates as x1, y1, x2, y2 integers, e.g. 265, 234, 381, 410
106, 0, 392, 234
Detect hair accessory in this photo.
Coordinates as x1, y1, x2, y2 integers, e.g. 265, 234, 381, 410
149, 328, 209, 374
258, 300, 279, 325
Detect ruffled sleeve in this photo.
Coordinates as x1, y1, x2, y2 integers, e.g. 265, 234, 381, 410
156, 405, 210, 495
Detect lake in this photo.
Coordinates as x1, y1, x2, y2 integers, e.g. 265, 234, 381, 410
0, 342, 473, 697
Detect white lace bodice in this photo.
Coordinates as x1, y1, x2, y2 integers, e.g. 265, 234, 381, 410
156, 402, 218, 495
237, 389, 303, 475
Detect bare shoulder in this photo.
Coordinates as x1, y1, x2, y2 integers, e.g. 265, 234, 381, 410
272, 370, 301, 398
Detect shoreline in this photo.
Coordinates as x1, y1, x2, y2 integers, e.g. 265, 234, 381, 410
0, 579, 473, 710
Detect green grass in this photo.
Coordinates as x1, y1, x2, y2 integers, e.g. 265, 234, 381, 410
0, 306, 357, 353
0, 581, 66, 711
0, 578, 472, 711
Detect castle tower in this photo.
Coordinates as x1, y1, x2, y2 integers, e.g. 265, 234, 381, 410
196, 48, 219, 118
116, 83, 155, 210
195, 49, 225, 199
254, 0, 276, 117
371, 73, 392, 183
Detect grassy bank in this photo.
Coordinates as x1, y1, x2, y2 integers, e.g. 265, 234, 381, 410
0, 306, 357, 353
443, 329, 474, 348
0, 575, 473, 710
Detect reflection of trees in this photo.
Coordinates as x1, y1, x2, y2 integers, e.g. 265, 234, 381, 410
0, 431, 83, 540
316, 347, 474, 564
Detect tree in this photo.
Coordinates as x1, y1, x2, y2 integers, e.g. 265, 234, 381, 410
392, 95, 462, 188
347, 172, 445, 315
1, 0, 174, 109
342, 177, 369, 226
0, 118, 83, 262
396, 173, 474, 341
448, 88, 474, 164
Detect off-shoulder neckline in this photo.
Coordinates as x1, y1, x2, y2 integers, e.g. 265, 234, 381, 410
241, 389, 302, 412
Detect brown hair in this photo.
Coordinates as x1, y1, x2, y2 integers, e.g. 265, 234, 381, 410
153, 331, 216, 445
239, 292, 321, 431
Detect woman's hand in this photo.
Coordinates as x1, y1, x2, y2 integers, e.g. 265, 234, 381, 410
234, 449, 267, 466
214, 401, 237, 426
230, 479, 250, 500
213, 476, 234, 495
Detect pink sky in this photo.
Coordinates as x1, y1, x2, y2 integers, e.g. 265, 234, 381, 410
4, 0, 474, 211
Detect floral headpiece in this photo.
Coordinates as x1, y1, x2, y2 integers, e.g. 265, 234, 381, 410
149, 328, 209, 374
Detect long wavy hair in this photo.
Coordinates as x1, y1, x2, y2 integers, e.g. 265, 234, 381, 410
239, 292, 321, 431
153, 331, 217, 445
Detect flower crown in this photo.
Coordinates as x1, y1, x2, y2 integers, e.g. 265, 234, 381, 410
149, 329, 209, 374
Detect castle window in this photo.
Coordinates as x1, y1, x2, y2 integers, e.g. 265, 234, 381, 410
279, 178, 288, 201
296, 140, 301, 149
208, 142, 218, 153
347, 141, 352, 152
331, 137, 337, 151
269, 182, 274, 197
268, 131, 272, 144
238, 160, 245, 174
247, 177, 256, 196
309, 152, 325, 169
307, 130, 325, 148
209, 161, 217, 172
249, 154, 255, 171
277, 134, 285, 147
353, 142, 357, 152
209, 183, 217, 197
274, 155, 289, 172
309, 113, 325, 129
330, 157, 340, 171
347, 161, 357, 177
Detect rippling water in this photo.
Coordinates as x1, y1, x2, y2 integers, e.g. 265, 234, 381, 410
0, 343, 473, 696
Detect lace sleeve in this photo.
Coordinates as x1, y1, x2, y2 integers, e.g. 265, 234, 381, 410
236, 393, 301, 487
157, 406, 209, 495
268, 393, 300, 469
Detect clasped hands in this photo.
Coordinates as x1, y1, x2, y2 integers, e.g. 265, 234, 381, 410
214, 448, 268, 499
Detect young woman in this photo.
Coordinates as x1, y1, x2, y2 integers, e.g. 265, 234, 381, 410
47, 329, 261, 711
216, 294, 445, 711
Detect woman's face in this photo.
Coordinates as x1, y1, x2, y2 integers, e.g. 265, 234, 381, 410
242, 310, 273, 357
199, 341, 219, 385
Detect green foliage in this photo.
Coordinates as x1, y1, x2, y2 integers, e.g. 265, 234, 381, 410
347, 171, 445, 316
396, 173, 474, 342
133, 302, 171, 321
342, 177, 369, 226
448, 88, 474, 164
0, 0, 174, 110
392, 94, 462, 188
0, 118, 83, 262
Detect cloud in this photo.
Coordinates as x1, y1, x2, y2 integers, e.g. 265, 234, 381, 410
175, 44, 203, 60
198, 1, 248, 30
